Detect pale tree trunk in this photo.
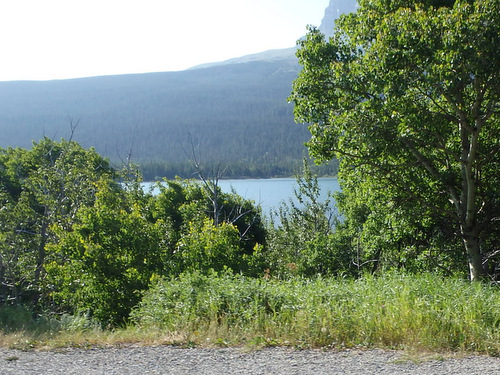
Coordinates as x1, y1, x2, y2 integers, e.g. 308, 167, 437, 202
458, 115, 485, 281
33, 212, 49, 306
461, 224, 485, 281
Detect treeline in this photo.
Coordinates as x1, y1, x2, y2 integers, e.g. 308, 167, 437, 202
0, 138, 472, 328
138, 159, 339, 180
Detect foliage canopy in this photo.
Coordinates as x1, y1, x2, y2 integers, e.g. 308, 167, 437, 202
290, 0, 500, 280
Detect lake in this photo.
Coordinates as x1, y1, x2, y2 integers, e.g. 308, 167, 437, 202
144, 178, 340, 216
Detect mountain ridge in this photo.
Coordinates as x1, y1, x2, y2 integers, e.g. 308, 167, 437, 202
0, 1, 355, 179
0, 59, 316, 178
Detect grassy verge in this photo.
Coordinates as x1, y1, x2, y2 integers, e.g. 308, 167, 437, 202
1, 272, 499, 354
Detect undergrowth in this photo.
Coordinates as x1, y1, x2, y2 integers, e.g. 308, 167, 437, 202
131, 272, 500, 354
1, 272, 499, 354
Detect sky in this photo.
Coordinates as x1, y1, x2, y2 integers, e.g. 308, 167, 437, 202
0, 0, 329, 82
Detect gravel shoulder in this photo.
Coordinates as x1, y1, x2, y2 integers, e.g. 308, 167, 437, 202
1, 346, 499, 375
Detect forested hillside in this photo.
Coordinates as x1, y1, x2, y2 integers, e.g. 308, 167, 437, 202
0, 50, 337, 179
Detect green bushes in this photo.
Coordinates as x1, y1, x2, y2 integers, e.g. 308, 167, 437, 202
132, 272, 500, 353
1, 138, 499, 349
0, 306, 35, 333
0, 138, 115, 308
178, 219, 244, 273
44, 179, 266, 326
0, 139, 266, 327
266, 163, 353, 277
46, 179, 169, 327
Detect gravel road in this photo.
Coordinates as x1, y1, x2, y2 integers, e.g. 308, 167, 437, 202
1, 346, 499, 375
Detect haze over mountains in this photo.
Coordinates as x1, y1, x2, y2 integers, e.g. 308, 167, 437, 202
0, 0, 355, 179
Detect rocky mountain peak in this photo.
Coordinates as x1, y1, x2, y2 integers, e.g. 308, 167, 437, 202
319, 0, 358, 37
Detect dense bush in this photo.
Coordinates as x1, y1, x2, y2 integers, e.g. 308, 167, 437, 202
46, 179, 169, 327
0, 139, 267, 326
0, 138, 115, 308
266, 164, 353, 277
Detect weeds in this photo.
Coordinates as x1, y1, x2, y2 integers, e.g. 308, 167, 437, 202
131, 272, 500, 354
1, 272, 499, 354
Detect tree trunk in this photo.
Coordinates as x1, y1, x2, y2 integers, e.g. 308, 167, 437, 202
461, 224, 485, 281
33, 214, 49, 306
0, 264, 5, 304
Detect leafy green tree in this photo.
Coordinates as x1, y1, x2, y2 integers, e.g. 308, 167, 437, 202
332, 176, 465, 276
290, 0, 500, 280
176, 218, 243, 274
0, 138, 266, 323
0, 138, 114, 305
151, 179, 266, 275
46, 178, 169, 326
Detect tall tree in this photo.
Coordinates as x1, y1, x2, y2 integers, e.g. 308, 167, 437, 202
290, 0, 500, 280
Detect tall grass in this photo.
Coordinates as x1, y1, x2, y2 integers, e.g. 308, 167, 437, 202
131, 272, 500, 354
1, 272, 499, 353
0, 306, 102, 349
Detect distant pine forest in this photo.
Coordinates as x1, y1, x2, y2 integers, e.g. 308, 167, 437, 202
0, 54, 337, 180
139, 159, 339, 181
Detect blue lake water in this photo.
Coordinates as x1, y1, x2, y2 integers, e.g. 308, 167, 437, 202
144, 178, 340, 215
218, 178, 340, 214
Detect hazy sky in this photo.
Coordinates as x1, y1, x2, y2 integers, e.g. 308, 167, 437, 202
0, 0, 329, 81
